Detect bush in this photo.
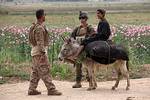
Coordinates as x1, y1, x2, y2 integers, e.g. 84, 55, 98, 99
0, 24, 149, 82
0, 65, 30, 81
0, 6, 8, 15
50, 63, 73, 80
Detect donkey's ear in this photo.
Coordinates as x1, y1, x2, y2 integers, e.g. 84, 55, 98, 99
61, 36, 69, 43
60, 35, 65, 41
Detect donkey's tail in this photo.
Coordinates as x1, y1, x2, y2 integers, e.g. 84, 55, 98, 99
126, 61, 129, 71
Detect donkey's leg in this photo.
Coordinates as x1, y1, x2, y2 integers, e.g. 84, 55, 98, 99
93, 63, 97, 88
86, 61, 95, 91
126, 74, 130, 90
86, 63, 93, 90
93, 74, 97, 89
87, 67, 97, 90
112, 70, 122, 90
120, 60, 130, 90
112, 61, 121, 90
89, 63, 97, 90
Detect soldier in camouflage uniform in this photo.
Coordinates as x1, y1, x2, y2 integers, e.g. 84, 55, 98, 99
70, 11, 95, 88
28, 9, 62, 96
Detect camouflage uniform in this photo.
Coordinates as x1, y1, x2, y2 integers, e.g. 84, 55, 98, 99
28, 22, 55, 92
71, 25, 95, 87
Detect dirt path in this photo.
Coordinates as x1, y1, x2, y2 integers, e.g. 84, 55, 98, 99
0, 78, 150, 100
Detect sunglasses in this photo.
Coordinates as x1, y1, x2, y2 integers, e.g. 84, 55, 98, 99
79, 17, 86, 20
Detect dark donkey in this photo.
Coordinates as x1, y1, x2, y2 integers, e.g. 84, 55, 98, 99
58, 38, 130, 91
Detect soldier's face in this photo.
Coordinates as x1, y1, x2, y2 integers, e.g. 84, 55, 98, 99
42, 15, 45, 22
41, 14, 46, 22
96, 11, 103, 19
79, 17, 87, 23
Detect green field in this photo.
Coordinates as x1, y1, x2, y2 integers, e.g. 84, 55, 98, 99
1, 2, 150, 27
1, 2, 150, 13
0, 2, 150, 84
0, 12, 150, 28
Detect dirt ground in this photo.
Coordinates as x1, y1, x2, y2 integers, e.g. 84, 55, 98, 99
0, 78, 150, 100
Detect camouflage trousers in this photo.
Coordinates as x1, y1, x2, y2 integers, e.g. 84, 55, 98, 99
75, 63, 82, 83
75, 63, 90, 83
29, 54, 55, 91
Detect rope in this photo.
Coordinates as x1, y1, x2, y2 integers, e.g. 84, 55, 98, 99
104, 41, 111, 77
104, 41, 111, 64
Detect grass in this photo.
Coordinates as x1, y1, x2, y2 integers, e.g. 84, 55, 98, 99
1, 2, 150, 14
0, 3, 150, 84
50, 63, 74, 80
0, 2, 150, 27
0, 80, 6, 84
0, 64, 30, 83
0, 12, 150, 28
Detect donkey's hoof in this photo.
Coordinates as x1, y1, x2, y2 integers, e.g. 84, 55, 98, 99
92, 87, 96, 90
87, 88, 92, 91
87, 87, 96, 91
126, 87, 130, 91
95, 84, 98, 88
112, 86, 116, 90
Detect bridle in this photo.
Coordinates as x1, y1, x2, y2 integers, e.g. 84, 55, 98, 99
62, 42, 79, 60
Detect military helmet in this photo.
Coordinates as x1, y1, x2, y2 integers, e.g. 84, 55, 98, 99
79, 11, 88, 19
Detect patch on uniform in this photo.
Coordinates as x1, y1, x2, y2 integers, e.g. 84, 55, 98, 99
79, 27, 87, 36
76, 36, 85, 44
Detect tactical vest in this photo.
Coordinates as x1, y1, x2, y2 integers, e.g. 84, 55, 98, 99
28, 23, 49, 47
75, 25, 95, 44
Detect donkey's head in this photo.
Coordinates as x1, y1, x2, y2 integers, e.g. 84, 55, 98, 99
58, 38, 80, 61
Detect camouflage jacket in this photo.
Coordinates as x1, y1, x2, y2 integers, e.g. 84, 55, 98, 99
29, 22, 49, 56
70, 24, 95, 44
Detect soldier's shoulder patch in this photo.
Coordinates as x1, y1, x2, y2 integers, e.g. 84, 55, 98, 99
29, 24, 34, 30
88, 24, 92, 28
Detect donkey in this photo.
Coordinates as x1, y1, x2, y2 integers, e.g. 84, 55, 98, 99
58, 38, 130, 91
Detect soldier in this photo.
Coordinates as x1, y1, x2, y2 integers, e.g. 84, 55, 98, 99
70, 11, 95, 88
28, 9, 62, 96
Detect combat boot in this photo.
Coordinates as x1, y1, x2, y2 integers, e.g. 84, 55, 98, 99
28, 90, 41, 95
48, 89, 62, 96
72, 82, 82, 88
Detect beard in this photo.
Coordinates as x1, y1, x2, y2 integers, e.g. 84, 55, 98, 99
43, 18, 45, 22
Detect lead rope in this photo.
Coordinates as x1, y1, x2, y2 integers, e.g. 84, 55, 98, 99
105, 41, 111, 78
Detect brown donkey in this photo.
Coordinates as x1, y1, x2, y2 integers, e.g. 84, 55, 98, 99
58, 38, 130, 91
